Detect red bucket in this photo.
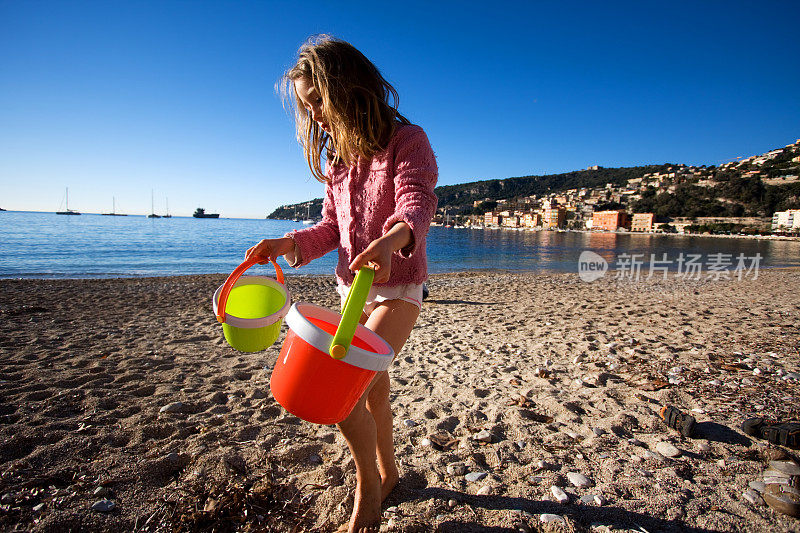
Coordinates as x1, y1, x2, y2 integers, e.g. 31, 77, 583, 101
270, 302, 394, 424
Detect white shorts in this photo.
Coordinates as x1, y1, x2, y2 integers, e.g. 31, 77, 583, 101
337, 282, 424, 316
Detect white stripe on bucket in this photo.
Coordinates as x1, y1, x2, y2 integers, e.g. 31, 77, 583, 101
286, 303, 394, 372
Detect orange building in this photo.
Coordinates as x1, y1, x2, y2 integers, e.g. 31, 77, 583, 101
592, 210, 630, 231
543, 206, 566, 229
631, 213, 655, 232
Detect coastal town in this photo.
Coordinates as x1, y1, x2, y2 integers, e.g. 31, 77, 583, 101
435, 139, 800, 237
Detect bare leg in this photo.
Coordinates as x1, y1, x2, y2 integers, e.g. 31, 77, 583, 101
364, 300, 419, 500
365, 371, 398, 500
337, 394, 381, 532
337, 299, 420, 532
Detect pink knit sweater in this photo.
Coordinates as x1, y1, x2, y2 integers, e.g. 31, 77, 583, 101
286, 124, 438, 286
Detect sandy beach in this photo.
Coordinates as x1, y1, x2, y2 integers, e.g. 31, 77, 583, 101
1, 269, 799, 532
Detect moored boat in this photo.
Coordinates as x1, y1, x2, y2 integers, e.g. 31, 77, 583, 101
193, 208, 219, 218
56, 188, 81, 215
102, 197, 127, 216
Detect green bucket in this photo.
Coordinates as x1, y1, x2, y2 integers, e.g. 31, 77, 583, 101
214, 258, 290, 352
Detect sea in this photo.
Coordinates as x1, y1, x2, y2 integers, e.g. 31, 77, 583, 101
2, 211, 800, 279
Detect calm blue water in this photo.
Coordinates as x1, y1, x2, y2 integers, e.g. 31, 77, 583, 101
1, 211, 799, 278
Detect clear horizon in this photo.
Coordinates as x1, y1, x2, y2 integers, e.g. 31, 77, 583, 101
2, 1, 798, 219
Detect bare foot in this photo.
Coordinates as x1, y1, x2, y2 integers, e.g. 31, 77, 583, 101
347, 479, 381, 532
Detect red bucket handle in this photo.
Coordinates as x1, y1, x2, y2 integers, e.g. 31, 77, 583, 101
216, 256, 284, 323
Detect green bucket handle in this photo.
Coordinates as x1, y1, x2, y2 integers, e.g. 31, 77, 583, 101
216, 255, 285, 323
329, 266, 374, 360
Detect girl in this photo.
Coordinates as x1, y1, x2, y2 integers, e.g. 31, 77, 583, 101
245, 35, 438, 532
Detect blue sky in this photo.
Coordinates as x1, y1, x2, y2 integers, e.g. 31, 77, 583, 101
1, 1, 798, 218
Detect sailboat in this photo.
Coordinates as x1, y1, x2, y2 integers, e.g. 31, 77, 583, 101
148, 190, 161, 219
302, 204, 314, 224
102, 197, 127, 216
163, 197, 172, 218
56, 188, 81, 215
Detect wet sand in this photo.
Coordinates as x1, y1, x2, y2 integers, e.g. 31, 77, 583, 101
1, 269, 799, 532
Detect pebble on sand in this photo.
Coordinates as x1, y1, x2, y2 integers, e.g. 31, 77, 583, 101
159, 401, 184, 414
540, 513, 566, 524
465, 472, 488, 482
551, 485, 569, 504
473, 429, 493, 443
567, 472, 592, 488
91, 499, 116, 513
655, 442, 681, 458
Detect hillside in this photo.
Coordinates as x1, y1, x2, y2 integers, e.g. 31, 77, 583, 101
435, 165, 673, 211
267, 139, 800, 220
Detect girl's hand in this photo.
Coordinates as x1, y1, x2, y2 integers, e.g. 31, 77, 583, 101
245, 237, 295, 264
349, 239, 394, 283
349, 222, 413, 284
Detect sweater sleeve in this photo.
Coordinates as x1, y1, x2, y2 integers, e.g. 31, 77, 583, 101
285, 181, 340, 267
382, 127, 439, 258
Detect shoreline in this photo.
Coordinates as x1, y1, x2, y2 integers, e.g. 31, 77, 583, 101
437, 224, 800, 242
1, 271, 799, 531
3, 263, 800, 282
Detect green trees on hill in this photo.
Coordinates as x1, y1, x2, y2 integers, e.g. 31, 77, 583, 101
629, 178, 800, 218
435, 165, 673, 209
630, 185, 741, 218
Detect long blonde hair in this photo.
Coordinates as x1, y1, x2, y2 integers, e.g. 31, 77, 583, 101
279, 35, 410, 182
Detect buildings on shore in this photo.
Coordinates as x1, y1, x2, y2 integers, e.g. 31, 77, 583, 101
437, 139, 800, 235
772, 210, 800, 232
469, 197, 783, 234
